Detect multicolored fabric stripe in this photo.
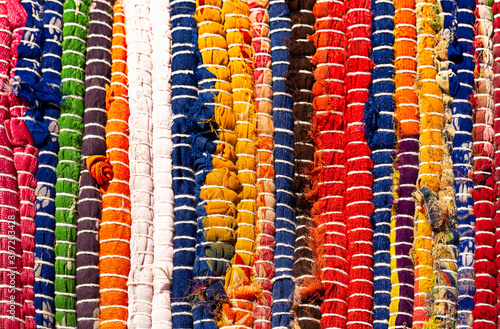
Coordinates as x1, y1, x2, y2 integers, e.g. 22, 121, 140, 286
33, 0, 63, 326
286, 0, 319, 326
124, 0, 154, 326
99, 2, 130, 327
472, 0, 497, 326
219, 0, 257, 327
9, 0, 41, 327
364, 0, 395, 326
388, 0, 418, 325
151, 0, 174, 326
250, 0, 275, 326
452, 0, 476, 327
269, 0, 295, 327
309, 0, 347, 327
54, 0, 90, 326
344, 1, 374, 327
493, 0, 500, 321
0, 1, 23, 327
170, 0, 198, 325
75, 0, 112, 327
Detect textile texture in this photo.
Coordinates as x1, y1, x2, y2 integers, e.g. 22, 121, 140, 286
99, 1, 131, 327
493, 0, 500, 323
75, 0, 112, 327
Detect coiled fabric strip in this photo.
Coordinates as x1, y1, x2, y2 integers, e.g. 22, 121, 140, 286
99, 2, 130, 327
0, 1, 23, 327
364, 0, 395, 327
285, 0, 319, 327
219, 0, 257, 327
75, 0, 112, 327
493, 0, 500, 321
344, 1, 374, 327
54, 0, 90, 326
452, 0, 476, 327
150, 0, 174, 326
249, 0, 276, 326
388, 0, 418, 325
269, 0, 295, 327
170, 0, 198, 325
8, 0, 40, 327
472, 0, 497, 327
33, 0, 63, 326
124, 0, 154, 326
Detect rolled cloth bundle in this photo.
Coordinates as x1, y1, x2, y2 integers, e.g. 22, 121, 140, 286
269, 0, 295, 327
452, 0, 477, 326
150, 0, 174, 325
493, 0, 500, 321
364, 0, 396, 326
308, 0, 348, 326
32, 0, 63, 327
0, 1, 23, 327
170, 0, 199, 325
75, 0, 113, 327
53, 0, 90, 326
99, 1, 131, 327
388, 0, 418, 325
8, 0, 42, 326
124, 0, 154, 326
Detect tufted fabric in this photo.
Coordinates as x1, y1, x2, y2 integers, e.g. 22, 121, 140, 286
75, 0, 113, 327
32, 0, 63, 327
124, 0, 155, 326
364, 0, 396, 327
452, 0, 477, 327
150, 0, 174, 326
388, 0, 418, 326
99, 2, 131, 327
269, 0, 295, 327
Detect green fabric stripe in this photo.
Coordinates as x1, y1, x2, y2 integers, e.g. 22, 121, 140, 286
54, 0, 91, 327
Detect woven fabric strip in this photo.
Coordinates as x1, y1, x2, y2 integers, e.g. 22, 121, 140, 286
75, 0, 112, 327
493, 0, 500, 321
472, 0, 497, 326
218, 1, 257, 327
364, 0, 395, 327
309, 0, 347, 327
54, 0, 90, 326
170, 0, 198, 325
388, 0, 418, 325
249, 0, 275, 326
150, 0, 174, 326
286, 0, 319, 326
0, 1, 23, 327
33, 0, 63, 326
99, 2, 130, 327
8, 0, 41, 327
452, 0, 476, 326
124, 0, 154, 326
269, 0, 295, 327
344, 1, 374, 327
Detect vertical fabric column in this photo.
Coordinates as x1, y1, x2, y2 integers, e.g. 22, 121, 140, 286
99, 1, 131, 327
286, 0, 320, 326
125, 0, 154, 326
75, 0, 113, 327
388, 0, 418, 326
33, 0, 63, 326
269, 0, 295, 327
309, 0, 348, 327
452, 0, 476, 326
472, 0, 497, 326
250, 0, 275, 326
344, 1, 374, 327
151, 0, 174, 326
364, 0, 396, 326
493, 0, 500, 321
54, 0, 90, 326
0, 1, 23, 327
8, 0, 41, 327
170, 0, 198, 325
